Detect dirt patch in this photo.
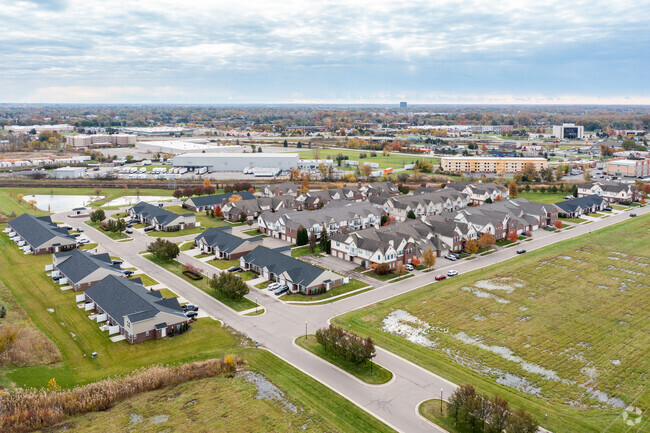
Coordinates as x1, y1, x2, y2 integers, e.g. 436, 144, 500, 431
237, 371, 298, 414
382, 309, 438, 347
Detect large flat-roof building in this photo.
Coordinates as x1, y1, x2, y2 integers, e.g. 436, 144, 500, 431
552, 123, 584, 140
172, 152, 299, 172
606, 157, 650, 178
120, 127, 194, 136
66, 134, 136, 147
440, 156, 548, 173
5, 124, 75, 133
135, 141, 245, 155
51, 166, 86, 179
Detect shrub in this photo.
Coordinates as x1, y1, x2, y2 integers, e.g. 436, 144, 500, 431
553, 220, 562, 229
296, 228, 308, 246
375, 263, 390, 275
147, 238, 180, 261
0, 357, 243, 433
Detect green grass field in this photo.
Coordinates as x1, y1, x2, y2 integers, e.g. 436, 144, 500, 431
210, 258, 240, 270
334, 215, 650, 433
516, 191, 567, 205
280, 278, 370, 302
298, 148, 439, 171
0, 187, 176, 219
296, 335, 392, 385
132, 274, 158, 287
85, 220, 130, 240
291, 245, 324, 257
145, 255, 258, 312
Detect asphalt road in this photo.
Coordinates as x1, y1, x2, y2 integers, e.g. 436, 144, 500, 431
55, 204, 649, 433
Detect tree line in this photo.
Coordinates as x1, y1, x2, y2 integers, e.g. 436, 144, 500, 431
315, 325, 376, 367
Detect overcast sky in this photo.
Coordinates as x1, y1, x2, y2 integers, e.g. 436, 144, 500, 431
1, 0, 649, 104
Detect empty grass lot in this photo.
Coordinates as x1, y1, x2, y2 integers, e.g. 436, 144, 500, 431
296, 335, 392, 384
334, 214, 650, 433
291, 245, 324, 257
516, 191, 567, 204
280, 278, 370, 302
298, 148, 439, 171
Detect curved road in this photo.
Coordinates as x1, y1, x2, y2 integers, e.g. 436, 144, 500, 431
56, 205, 648, 433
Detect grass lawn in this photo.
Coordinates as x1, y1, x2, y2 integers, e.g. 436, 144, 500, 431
179, 241, 195, 251
243, 228, 267, 237
291, 245, 324, 257
516, 191, 567, 205
195, 253, 214, 258
210, 258, 240, 270
334, 214, 650, 433
0, 227, 240, 389
254, 281, 269, 290
418, 400, 464, 433
298, 148, 439, 171
154, 288, 179, 299
146, 226, 206, 237
85, 220, 129, 240
611, 205, 627, 211
164, 205, 228, 229
131, 274, 158, 287
79, 243, 98, 250
296, 335, 393, 385
144, 255, 258, 312
559, 216, 587, 223
280, 279, 370, 302
364, 270, 400, 281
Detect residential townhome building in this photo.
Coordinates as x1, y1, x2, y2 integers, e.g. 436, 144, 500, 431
331, 219, 451, 269
446, 208, 509, 240
6, 214, 77, 255
240, 246, 345, 295
262, 182, 299, 197
183, 191, 255, 212
257, 201, 383, 243
129, 202, 196, 231
424, 216, 476, 253
194, 227, 263, 259
554, 195, 609, 218
379, 190, 470, 220
84, 275, 188, 344
361, 181, 400, 196
483, 198, 559, 230
52, 249, 124, 291
297, 186, 364, 210
447, 181, 509, 204
577, 181, 639, 203
220, 198, 262, 221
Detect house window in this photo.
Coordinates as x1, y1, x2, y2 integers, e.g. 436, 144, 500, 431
146, 331, 149, 337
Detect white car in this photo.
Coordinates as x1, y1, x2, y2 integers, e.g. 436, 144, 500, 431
444, 254, 457, 261
77, 237, 90, 244
405, 264, 414, 271
447, 270, 459, 277
267, 282, 280, 291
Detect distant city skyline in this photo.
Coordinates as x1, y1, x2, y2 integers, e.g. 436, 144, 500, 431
1, 0, 649, 104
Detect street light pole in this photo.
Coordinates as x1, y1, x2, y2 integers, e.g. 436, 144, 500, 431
255, 297, 258, 314
440, 388, 443, 413
305, 321, 308, 340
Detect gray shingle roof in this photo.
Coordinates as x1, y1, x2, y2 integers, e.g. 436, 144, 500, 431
195, 227, 261, 253
184, 191, 255, 208
85, 275, 186, 327
130, 202, 193, 227
554, 195, 608, 213
8, 214, 76, 248
242, 246, 328, 287
54, 249, 122, 283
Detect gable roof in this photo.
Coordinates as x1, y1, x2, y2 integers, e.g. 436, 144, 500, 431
54, 249, 122, 283
195, 227, 261, 253
8, 214, 75, 248
129, 202, 193, 227
242, 246, 331, 287
184, 191, 255, 208
85, 275, 185, 327
554, 195, 608, 213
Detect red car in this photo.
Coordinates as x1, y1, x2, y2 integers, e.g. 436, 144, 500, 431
435, 274, 446, 281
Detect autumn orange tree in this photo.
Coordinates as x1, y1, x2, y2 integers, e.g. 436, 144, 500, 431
509, 181, 518, 197
421, 248, 436, 270
203, 178, 212, 188
464, 238, 479, 254
507, 232, 518, 242
478, 232, 496, 249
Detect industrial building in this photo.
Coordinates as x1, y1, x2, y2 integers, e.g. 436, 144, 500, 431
606, 157, 650, 178
50, 166, 86, 179
119, 127, 194, 136
172, 153, 299, 172
440, 156, 548, 173
552, 123, 584, 140
135, 141, 245, 155
5, 124, 75, 133
66, 134, 136, 147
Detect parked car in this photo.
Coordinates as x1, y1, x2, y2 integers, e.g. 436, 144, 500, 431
126, 223, 133, 228
444, 254, 457, 261
78, 238, 90, 244
405, 264, 414, 271
434, 274, 446, 281
516, 249, 526, 254
234, 274, 242, 279
143, 226, 155, 232
77, 227, 84, 232
603, 207, 612, 212
274, 285, 289, 296
267, 282, 281, 291
52, 275, 61, 282
630, 213, 637, 217
227, 265, 241, 272
61, 224, 72, 230
447, 270, 459, 277
123, 270, 134, 276
125, 229, 133, 234
111, 260, 123, 265
184, 311, 198, 319
71, 232, 81, 238
182, 304, 199, 312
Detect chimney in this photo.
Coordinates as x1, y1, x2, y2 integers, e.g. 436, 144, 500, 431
275, 186, 279, 196
222, 198, 227, 206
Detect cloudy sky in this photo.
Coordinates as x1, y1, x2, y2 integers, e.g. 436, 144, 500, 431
1, 0, 649, 104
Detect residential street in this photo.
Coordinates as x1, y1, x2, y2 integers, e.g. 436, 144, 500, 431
56, 205, 649, 433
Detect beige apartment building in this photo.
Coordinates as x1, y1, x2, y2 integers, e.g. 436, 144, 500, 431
440, 156, 548, 173
66, 134, 136, 147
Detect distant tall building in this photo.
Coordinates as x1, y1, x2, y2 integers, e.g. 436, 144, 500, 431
399, 102, 407, 108
552, 123, 584, 140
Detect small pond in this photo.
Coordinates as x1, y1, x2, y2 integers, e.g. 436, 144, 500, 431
102, 196, 173, 207
23, 195, 103, 212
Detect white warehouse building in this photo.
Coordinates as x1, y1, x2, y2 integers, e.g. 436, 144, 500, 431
50, 166, 86, 179
136, 141, 246, 155
172, 153, 299, 172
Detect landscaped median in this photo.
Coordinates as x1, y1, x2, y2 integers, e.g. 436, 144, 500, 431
143, 254, 259, 312
279, 278, 371, 303
295, 335, 393, 385
84, 220, 130, 240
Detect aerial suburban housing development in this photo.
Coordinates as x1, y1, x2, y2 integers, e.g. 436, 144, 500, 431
51, 249, 124, 291
6, 213, 77, 254
128, 201, 196, 231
